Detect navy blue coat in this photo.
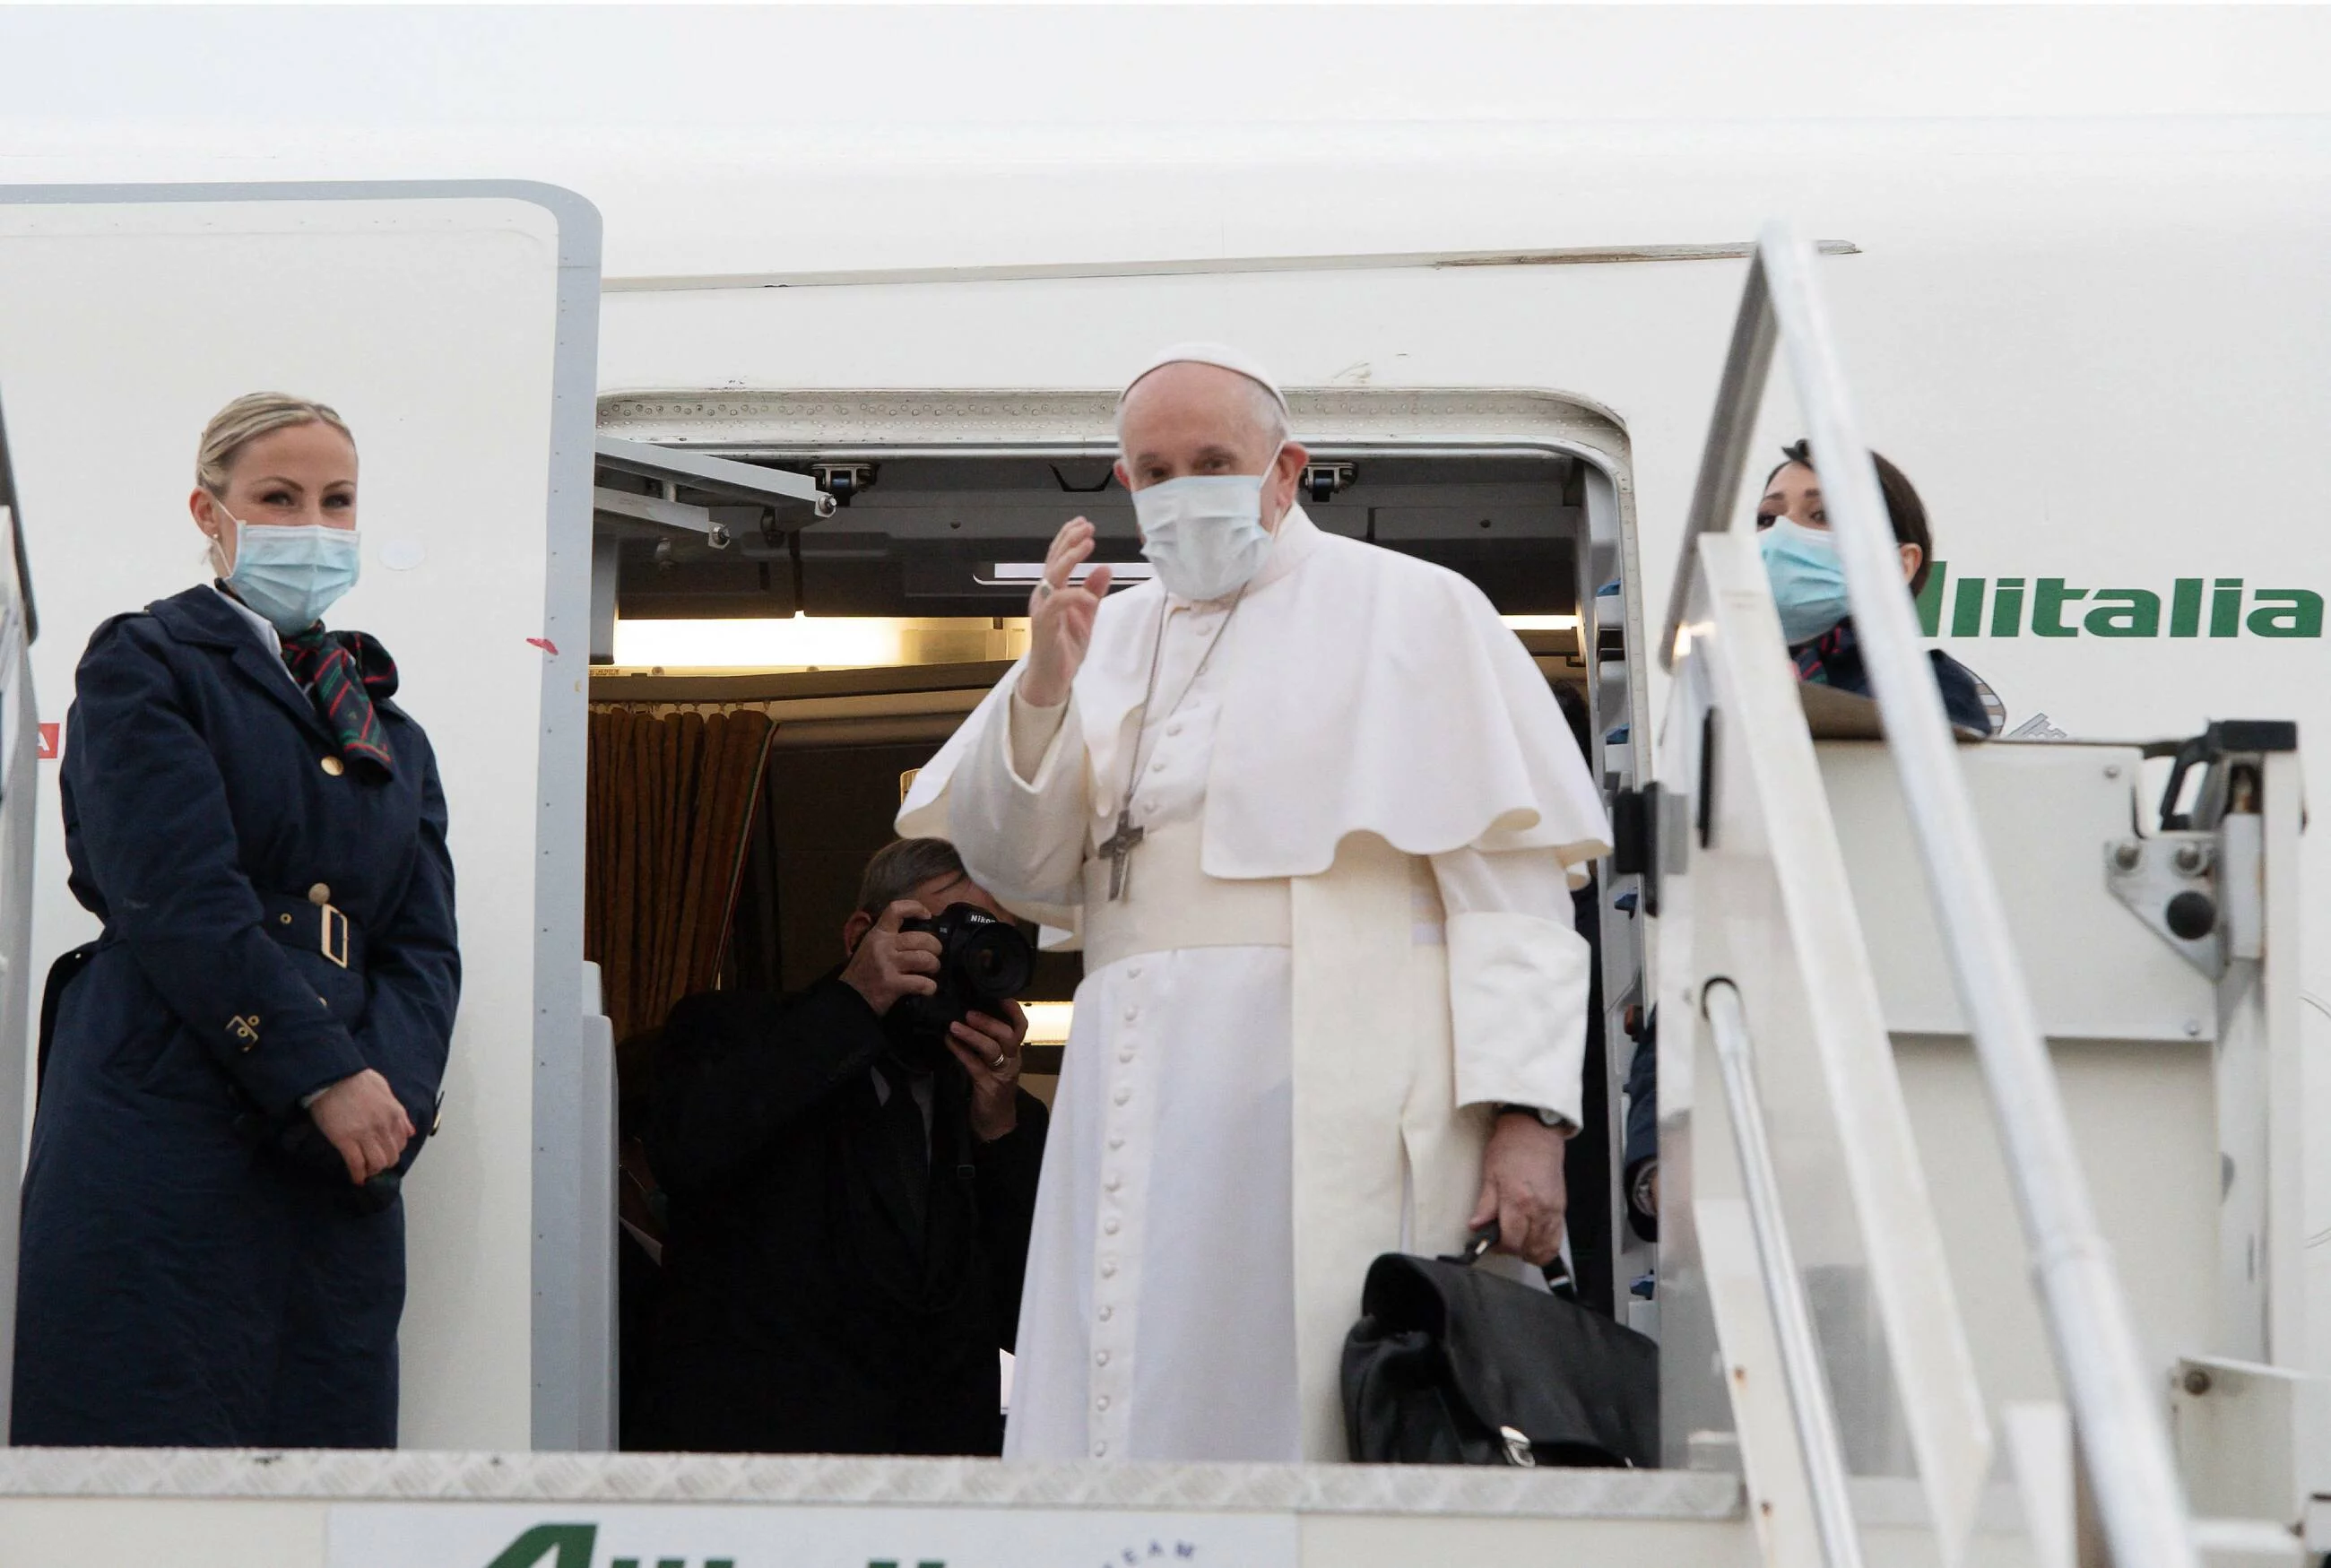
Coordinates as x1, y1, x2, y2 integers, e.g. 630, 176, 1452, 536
13, 585, 459, 1447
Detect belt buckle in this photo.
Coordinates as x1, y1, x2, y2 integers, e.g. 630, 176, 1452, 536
319, 904, 351, 969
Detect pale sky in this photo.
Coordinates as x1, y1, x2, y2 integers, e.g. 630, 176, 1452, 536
4, 4, 2325, 278
0, 4, 2324, 152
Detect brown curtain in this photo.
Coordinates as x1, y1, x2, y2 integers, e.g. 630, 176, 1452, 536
585, 706, 775, 1048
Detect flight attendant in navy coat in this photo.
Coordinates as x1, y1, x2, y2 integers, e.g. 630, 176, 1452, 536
13, 393, 459, 1447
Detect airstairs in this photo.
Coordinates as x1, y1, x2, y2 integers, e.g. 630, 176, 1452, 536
0, 225, 2317, 1568
1634, 222, 2318, 1567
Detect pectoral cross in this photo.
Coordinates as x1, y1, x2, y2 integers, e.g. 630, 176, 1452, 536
1098, 809, 1146, 901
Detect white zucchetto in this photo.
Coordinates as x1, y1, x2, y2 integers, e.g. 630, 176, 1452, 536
1120, 342, 1289, 412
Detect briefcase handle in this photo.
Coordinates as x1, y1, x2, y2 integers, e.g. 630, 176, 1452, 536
1456, 1223, 1579, 1300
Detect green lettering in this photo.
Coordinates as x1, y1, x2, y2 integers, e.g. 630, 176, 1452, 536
1990, 578, 2025, 637
2248, 589, 2324, 637
2032, 577, 2088, 637
2212, 577, 2244, 637
1915, 560, 1946, 637
2084, 589, 2161, 637
1951, 576, 1986, 637
487, 1525, 598, 1568
2171, 578, 2204, 637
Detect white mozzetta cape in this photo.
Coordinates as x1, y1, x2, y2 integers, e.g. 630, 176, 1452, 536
900, 508, 1608, 905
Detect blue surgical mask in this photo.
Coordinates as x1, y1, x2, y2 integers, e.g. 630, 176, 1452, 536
221, 514, 362, 634
1133, 452, 1281, 602
1756, 515, 1852, 645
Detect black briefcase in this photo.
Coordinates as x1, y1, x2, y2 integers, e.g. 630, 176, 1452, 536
1341, 1232, 1659, 1468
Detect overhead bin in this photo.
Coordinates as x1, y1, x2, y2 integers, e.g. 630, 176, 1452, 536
593, 435, 835, 544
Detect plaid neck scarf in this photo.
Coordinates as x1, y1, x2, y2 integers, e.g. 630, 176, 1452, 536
278, 627, 399, 775
1793, 619, 1857, 686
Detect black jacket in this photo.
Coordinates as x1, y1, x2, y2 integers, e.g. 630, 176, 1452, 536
1623, 1009, 1659, 1244
639, 976, 1046, 1455
15, 585, 458, 1447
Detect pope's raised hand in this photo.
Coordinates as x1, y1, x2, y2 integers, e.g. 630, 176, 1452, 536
1021, 516, 1114, 709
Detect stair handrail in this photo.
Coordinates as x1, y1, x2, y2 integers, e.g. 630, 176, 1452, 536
1703, 978, 1867, 1568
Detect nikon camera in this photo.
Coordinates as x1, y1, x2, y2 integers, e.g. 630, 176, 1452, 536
894, 905, 1036, 1035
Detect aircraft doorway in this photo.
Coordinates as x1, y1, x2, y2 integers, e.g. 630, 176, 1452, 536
581, 403, 1647, 1451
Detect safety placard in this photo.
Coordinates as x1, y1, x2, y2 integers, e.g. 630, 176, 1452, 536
327, 1503, 1297, 1568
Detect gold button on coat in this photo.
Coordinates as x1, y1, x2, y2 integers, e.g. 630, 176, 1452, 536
319, 755, 344, 776
308, 883, 332, 905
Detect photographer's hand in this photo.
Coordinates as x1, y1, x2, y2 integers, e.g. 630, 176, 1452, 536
841, 900, 941, 1017
949, 1001, 1027, 1142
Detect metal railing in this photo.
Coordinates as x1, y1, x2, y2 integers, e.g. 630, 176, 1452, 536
1663, 222, 2198, 1568
1703, 979, 1867, 1568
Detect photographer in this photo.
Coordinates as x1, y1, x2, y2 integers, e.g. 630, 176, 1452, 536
637, 838, 1048, 1455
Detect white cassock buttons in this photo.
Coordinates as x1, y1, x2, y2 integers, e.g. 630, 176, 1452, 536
1128, 965, 1143, 980
1105, 1174, 1122, 1191
1118, 1049, 1134, 1063
1114, 1087, 1131, 1105
1097, 1395, 1111, 1411
1122, 1004, 1139, 1021
1105, 1218, 1120, 1235
1096, 1351, 1110, 1367
1101, 1260, 1118, 1278
1167, 723, 1183, 738
1098, 1304, 1114, 1321
1108, 1135, 1125, 1149
1094, 1441, 1109, 1457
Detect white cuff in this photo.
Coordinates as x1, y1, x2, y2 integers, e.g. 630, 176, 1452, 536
1447, 910, 1592, 1128
1007, 689, 1070, 788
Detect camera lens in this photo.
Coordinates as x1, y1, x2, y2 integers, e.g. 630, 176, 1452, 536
958, 923, 1035, 999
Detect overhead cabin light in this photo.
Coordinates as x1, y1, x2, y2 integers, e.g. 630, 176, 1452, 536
612, 609, 1583, 671
612, 614, 907, 670
1022, 1001, 1074, 1046
975, 562, 1153, 588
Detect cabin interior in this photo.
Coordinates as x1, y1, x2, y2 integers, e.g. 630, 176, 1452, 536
584, 436, 1651, 1446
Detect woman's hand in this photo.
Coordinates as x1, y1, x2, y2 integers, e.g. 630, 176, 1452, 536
949, 1001, 1030, 1142
310, 1069, 416, 1185
1020, 517, 1113, 710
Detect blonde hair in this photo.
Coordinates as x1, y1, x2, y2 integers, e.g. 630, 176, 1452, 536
195, 392, 354, 498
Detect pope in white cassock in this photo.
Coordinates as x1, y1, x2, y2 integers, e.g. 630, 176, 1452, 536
898, 344, 1609, 1463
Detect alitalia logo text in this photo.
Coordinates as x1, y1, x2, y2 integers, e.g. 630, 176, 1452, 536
1914, 564, 2323, 639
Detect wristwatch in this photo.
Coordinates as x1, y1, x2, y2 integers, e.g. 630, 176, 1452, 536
1495, 1102, 1576, 1134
